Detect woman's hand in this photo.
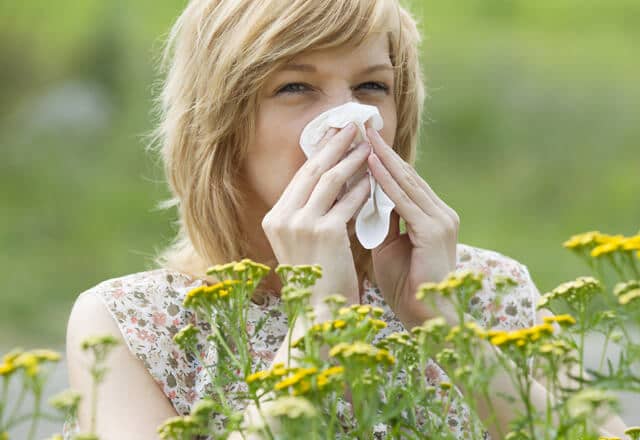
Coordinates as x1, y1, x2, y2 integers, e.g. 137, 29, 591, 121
262, 122, 372, 308
365, 127, 460, 325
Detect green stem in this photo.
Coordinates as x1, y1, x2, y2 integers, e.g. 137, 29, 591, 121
5, 412, 62, 430
625, 251, 640, 279
253, 398, 276, 440
90, 368, 98, 434
6, 382, 27, 427
607, 254, 626, 280
205, 316, 243, 371
599, 332, 611, 371
26, 391, 41, 440
0, 376, 8, 426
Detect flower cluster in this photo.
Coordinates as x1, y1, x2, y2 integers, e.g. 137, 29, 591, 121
183, 279, 241, 308
329, 341, 395, 367
537, 276, 602, 309
613, 280, 640, 306
207, 259, 271, 283
416, 270, 483, 299
246, 363, 345, 397
0, 348, 61, 378
488, 323, 555, 350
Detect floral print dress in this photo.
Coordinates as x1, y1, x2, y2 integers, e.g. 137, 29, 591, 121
63, 243, 541, 439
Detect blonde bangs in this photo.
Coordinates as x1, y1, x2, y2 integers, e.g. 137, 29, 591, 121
263, 0, 401, 55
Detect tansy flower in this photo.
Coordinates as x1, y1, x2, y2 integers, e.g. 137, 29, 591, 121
539, 276, 602, 309
157, 415, 201, 439
566, 388, 617, 419
543, 314, 577, 327
246, 370, 271, 384
264, 396, 318, 419
15, 354, 40, 377
173, 324, 200, 351
323, 294, 347, 307
446, 322, 487, 341
49, 389, 82, 414
618, 288, 640, 306
329, 341, 395, 366
624, 427, 640, 440
622, 235, 640, 251
563, 231, 605, 249
591, 235, 626, 257
416, 270, 483, 299
538, 340, 572, 357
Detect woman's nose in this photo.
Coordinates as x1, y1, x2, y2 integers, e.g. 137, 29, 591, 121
324, 94, 362, 113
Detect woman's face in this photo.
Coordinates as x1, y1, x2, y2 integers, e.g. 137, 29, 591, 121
242, 33, 398, 218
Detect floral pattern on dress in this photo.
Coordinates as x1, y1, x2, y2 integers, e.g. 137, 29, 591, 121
63, 243, 541, 439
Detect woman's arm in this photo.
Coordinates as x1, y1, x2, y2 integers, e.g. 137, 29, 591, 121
66, 291, 179, 439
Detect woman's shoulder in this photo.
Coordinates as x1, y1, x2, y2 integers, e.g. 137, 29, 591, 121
70, 268, 210, 415
456, 242, 532, 281
456, 242, 541, 330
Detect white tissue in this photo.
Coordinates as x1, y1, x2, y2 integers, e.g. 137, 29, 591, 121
299, 102, 395, 249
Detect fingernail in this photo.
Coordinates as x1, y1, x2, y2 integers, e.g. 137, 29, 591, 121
346, 122, 356, 132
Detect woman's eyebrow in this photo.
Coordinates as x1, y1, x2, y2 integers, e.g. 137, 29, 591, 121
280, 63, 393, 75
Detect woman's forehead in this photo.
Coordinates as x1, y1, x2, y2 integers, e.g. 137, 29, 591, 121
284, 34, 392, 71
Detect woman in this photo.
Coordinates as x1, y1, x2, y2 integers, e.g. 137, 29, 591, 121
65, 0, 629, 438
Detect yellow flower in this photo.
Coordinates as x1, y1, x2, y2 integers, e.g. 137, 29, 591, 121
232, 262, 247, 272
246, 370, 271, 384
543, 314, 576, 327
333, 319, 347, 329
622, 235, 640, 251
274, 367, 317, 392
489, 324, 554, 349
563, 231, 605, 249
329, 341, 395, 366
591, 234, 626, 257
0, 362, 16, 376
13, 353, 40, 377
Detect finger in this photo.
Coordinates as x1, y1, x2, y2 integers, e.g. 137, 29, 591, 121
325, 173, 371, 223
367, 128, 455, 220
284, 123, 358, 209
305, 141, 371, 215
367, 152, 427, 226
276, 127, 341, 207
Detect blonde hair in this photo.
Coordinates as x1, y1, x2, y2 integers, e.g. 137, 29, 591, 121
151, 0, 425, 289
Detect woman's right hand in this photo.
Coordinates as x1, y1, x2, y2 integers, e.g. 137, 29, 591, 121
261, 122, 372, 308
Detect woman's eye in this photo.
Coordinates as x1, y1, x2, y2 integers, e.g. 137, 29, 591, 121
275, 81, 390, 95
276, 83, 310, 94
356, 82, 389, 93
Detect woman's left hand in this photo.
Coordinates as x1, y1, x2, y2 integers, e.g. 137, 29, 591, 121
365, 127, 460, 325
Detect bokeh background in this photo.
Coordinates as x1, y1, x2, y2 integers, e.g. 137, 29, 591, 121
2, 0, 639, 359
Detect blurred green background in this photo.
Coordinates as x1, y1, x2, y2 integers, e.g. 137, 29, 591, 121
1, 0, 638, 349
